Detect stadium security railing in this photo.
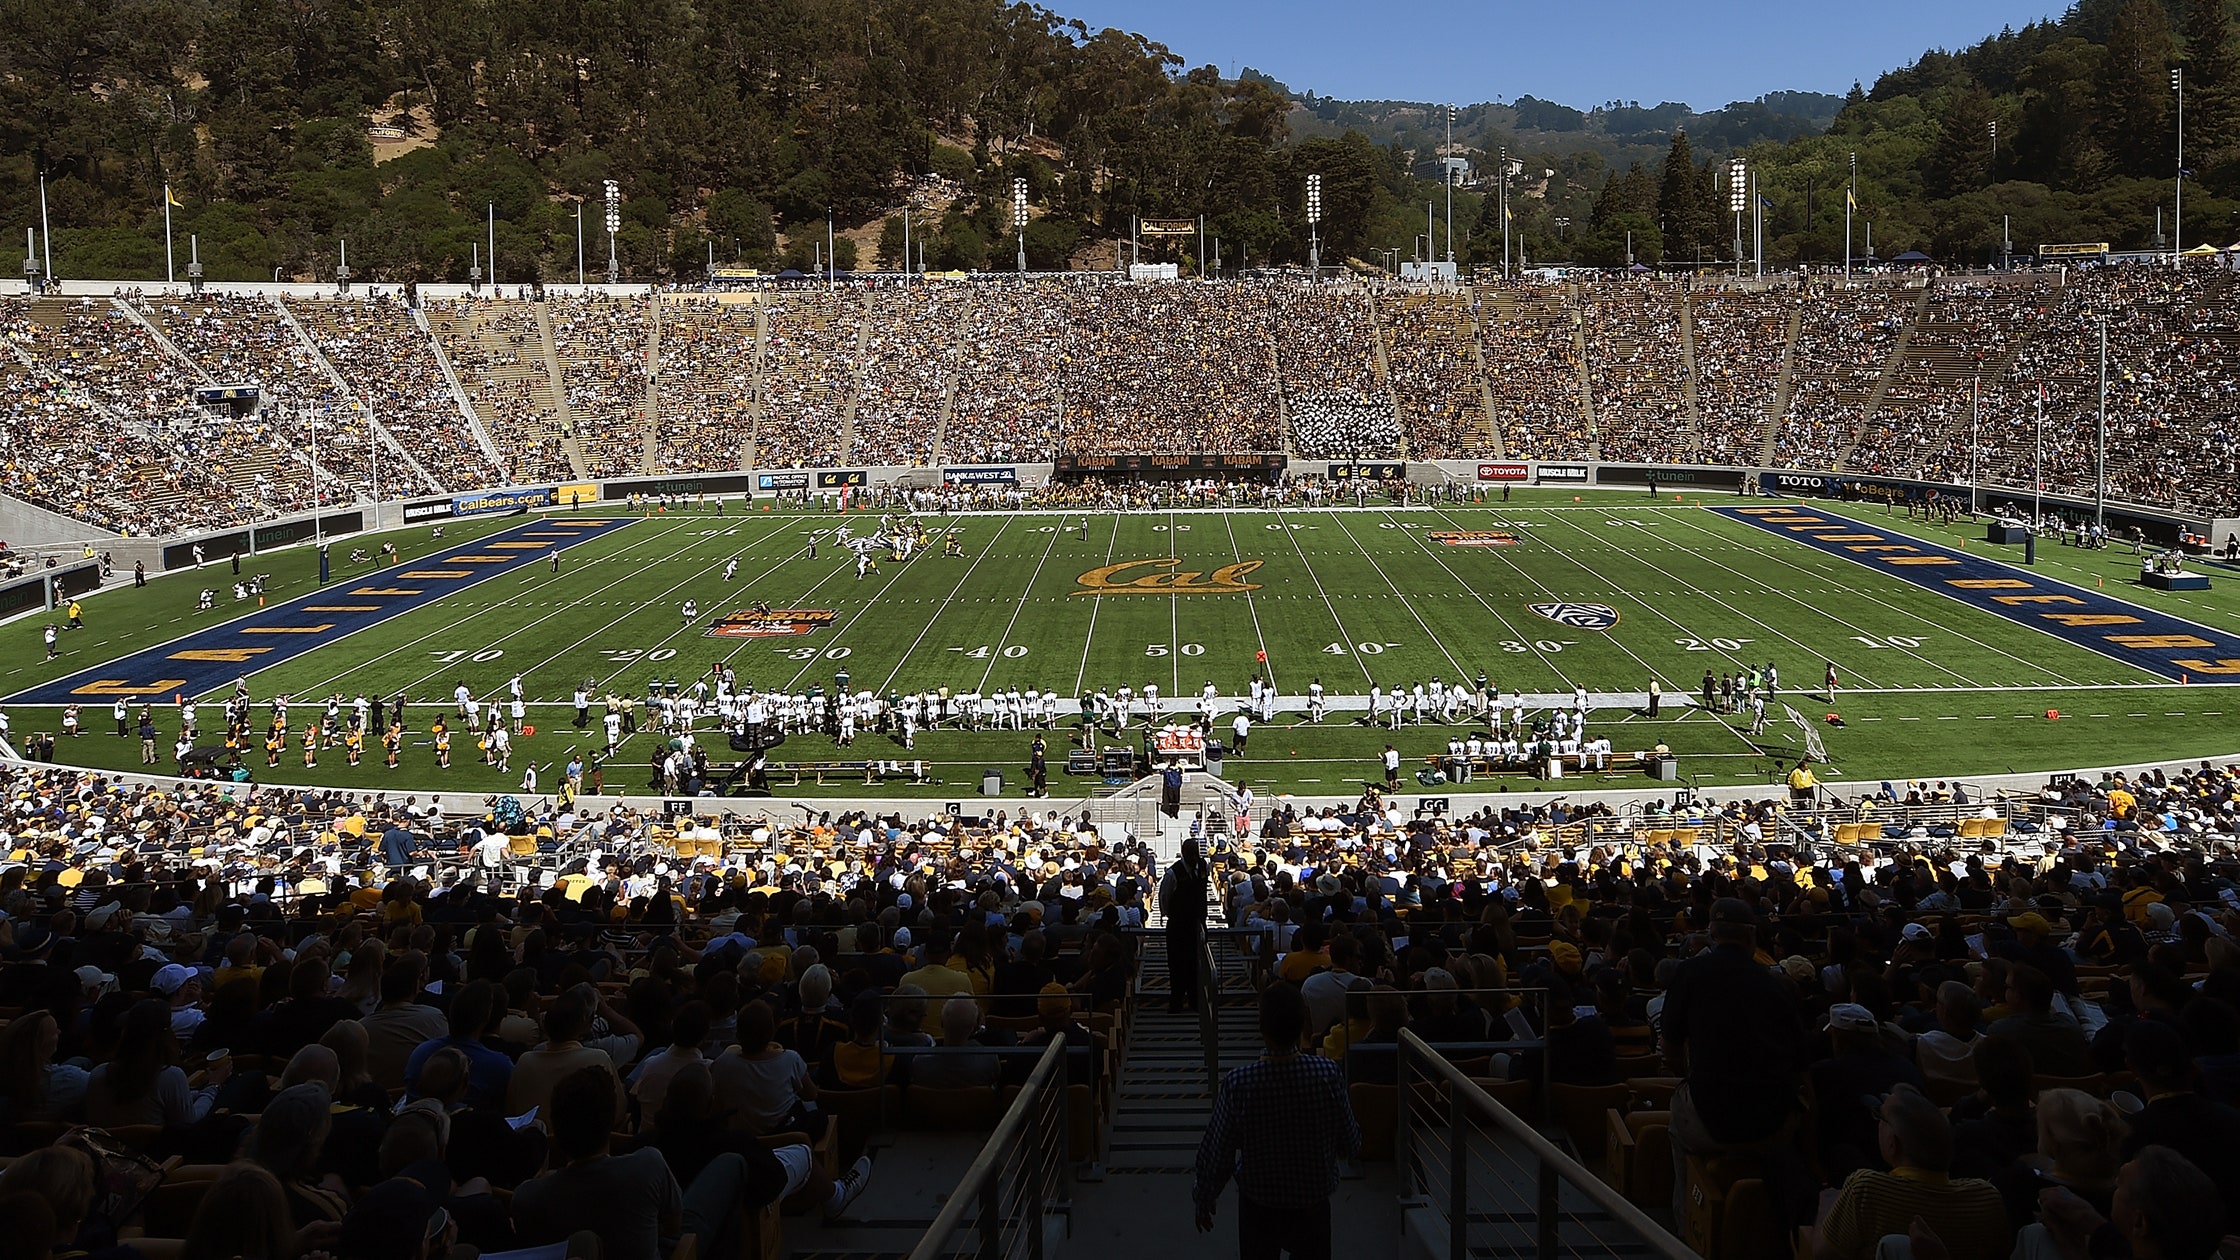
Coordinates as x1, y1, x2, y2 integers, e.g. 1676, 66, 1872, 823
1394, 1029, 1699, 1260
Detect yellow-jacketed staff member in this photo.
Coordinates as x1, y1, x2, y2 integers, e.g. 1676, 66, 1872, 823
1787, 760, 1818, 805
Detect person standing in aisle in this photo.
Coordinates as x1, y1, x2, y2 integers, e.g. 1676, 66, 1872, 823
1192, 983, 1359, 1260
1161, 838, 1210, 1012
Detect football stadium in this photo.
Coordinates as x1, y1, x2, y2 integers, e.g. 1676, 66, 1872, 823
8, 3, 2240, 1260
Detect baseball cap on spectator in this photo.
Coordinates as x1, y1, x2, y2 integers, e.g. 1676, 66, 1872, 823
84, 903, 124, 930
893, 927, 912, 949
1900, 922, 1933, 944
152, 963, 196, 995
2007, 912, 2052, 936
1826, 1003, 1878, 1033
1779, 956, 1817, 987
73, 964, 115, 991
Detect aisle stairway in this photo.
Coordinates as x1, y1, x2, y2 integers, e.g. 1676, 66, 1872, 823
1064, 931, 1399, 1260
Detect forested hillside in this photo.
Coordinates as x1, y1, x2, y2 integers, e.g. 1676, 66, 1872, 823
0, 0, 2231, 281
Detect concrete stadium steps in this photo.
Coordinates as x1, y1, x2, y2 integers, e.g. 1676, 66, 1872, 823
424, 301, 576, 483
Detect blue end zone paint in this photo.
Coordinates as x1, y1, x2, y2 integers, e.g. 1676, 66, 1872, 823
7, 517, 632, 705
1712, 504, 2240, 683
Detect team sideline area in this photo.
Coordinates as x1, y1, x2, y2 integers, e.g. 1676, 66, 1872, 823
8, 494, 2240, 800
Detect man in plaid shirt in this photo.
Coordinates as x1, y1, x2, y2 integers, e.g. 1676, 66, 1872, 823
1192, 983, 1360, 1260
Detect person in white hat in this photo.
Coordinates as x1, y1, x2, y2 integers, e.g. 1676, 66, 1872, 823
153, 963, 205, 1038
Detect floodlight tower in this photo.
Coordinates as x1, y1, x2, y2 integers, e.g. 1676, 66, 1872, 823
604, 180, 621, 285
1728, 158, 1747, 278
1013, 178, 1028, 274
1306, 174, 1322, 278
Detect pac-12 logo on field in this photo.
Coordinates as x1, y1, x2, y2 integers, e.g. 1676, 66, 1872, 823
706, 609, 836, 638
1528, 602, 1621, 631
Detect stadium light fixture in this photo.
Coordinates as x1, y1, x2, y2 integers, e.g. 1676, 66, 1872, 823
2173, 68, 2185, 264
1305, 173, 1322, 278
604, 179, 621, 285
1729, 158, 1747, 277
1014, 178, 1028, 274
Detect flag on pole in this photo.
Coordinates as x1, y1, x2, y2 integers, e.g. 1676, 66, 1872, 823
1758, 195, 1774, 210
1845, 187, 1857, 211
165, 186, 183, 208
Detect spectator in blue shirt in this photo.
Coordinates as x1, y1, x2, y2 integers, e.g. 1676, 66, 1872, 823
404, 980, 514, 1110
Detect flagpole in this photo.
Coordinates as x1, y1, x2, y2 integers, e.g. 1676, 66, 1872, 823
163, 186, 174, 286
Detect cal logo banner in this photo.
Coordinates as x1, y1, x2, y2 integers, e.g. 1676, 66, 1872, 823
1529, 602, 1621, 631
706, 609, 837, 639
1431, 530, 1522, 548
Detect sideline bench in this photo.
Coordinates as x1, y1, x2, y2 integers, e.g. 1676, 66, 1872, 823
766, 759, 930, 785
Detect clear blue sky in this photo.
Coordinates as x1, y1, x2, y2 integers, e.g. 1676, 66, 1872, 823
1060, 0, 2066, 110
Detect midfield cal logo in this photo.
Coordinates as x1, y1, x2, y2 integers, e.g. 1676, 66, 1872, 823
1072, 558, 1265, 596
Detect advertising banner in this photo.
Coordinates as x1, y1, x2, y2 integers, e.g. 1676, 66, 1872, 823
1328, 462, 1406, 480
943, 467, 1019, 485
452, 486, 555, 517
1535, 464, 1590, 483
402, 498, 453, 522
815, 470, 869, 489
1475, 462, 1530, 482
756, 472, 811, 492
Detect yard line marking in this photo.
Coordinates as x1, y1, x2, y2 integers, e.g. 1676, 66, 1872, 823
1314, 511, 1471, 680
1220, 512, 1276, 687
976, 517, 1067, 694
871, 515, 1022, 696
1372, 508, 1573, 690
263, 515, 708, 702
1072, 514, 1124, 697
418, 518, 794, 705
1169, 510, 1181, 697
1431, 506, 1770, 757
1689, 509, 2104, 686
1553, 511, 1910, 689
1266, 512, 1372, 686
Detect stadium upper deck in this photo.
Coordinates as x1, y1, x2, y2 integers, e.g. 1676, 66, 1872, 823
2, 265, 2234, 537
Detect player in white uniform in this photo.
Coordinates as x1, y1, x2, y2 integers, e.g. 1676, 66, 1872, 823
1307, 678, 1325, 723
723, 558, 739, 581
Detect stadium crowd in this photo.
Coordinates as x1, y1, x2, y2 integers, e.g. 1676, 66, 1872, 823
13, 264, 2240, 538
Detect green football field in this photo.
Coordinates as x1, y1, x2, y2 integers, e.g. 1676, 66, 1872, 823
9, 491, 2240, 799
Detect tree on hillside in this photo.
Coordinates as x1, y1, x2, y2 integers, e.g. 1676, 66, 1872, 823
2096, 0, 2175, 179
2183, 0, 2240, 176
2018, 36, 2110, 189
1657, 130, 1712, 262
1927, 80, 1998, 197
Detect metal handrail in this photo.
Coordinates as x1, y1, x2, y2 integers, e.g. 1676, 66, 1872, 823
1395, 1028, 1699, 1260
906, 1032, 1072, 1260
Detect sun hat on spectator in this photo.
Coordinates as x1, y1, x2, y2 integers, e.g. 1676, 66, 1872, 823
1826, 1003, 1878, 1033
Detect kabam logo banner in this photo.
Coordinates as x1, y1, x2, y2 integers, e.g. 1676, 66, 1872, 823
705, 609, 838, 639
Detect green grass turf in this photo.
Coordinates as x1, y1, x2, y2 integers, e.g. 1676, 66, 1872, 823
9, 493, 2240, 798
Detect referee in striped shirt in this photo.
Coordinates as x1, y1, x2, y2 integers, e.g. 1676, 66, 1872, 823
1192, 983, 1359, 1260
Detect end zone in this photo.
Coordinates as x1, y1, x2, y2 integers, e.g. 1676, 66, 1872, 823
1713, 504, 2240, 682
6, 518, 631, 705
